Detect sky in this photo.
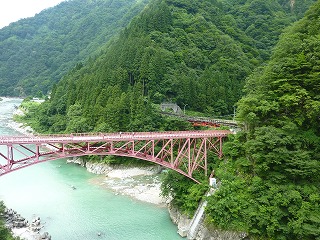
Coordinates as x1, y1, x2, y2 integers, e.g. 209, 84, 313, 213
0, 0, 66, 29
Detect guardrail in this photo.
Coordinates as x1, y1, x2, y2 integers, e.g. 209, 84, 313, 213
160, 112, 238, 126
0, 130, 231, 144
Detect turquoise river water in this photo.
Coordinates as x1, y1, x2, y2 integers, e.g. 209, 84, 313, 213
0, 98, 183, 240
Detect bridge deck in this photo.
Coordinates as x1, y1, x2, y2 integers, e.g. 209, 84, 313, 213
0, 130, 230, 144
0, 130, 231, 182
160, 112, 237, 127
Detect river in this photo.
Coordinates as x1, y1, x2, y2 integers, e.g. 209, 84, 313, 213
0, 98, 183, 240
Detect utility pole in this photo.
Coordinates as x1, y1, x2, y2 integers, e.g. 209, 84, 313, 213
183, 104, 188, 115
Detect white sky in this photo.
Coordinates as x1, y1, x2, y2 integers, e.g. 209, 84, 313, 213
0, 0, 66, 29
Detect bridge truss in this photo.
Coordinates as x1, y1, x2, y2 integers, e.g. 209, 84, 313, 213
0, 130, 230, 183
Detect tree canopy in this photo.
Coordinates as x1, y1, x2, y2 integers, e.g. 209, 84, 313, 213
16, 1, 320, 238
205, 1, 320, 239
24, 0, 316, 134
0, 0, 150, 96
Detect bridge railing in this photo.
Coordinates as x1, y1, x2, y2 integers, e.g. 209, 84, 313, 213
0, 130, 231, 144
0, 130, 231, 181
160, 112, 238, 126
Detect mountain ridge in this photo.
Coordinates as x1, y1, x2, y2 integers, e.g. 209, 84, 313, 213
0, 0, 150, 96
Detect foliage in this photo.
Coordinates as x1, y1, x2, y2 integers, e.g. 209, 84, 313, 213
13, 1, 320, 238
23, 0, 316, 134
13, 98, 44, 130
160, 170, 209, 217
0, 201, 19, 240
205, 1, 320, 239
0, 0, 150, 96
206, 177, 320, 240
84, 154, 156, 167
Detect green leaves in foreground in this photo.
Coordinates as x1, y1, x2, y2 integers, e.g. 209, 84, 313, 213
0, 201, 19, 240
160, 170, 208, 217
206, 178, 320, 240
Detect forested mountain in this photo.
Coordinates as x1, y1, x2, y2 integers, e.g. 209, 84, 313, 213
204, 1, 320, 239
0, 0, 150, 96
161, 1, 320, 240
25, 0, 316, 134
19, 0, 320, 239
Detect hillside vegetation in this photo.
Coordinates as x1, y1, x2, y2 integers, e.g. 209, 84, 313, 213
0, 0, 150, 96
205, 2, 320, 239
0, 201, 17, 240
18, 0, 320, 239
162, 1, 319, 239
24, 0, 316, 134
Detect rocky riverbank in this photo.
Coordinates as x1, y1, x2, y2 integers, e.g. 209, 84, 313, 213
3, 207, 51, 240
67, 158, 167, 206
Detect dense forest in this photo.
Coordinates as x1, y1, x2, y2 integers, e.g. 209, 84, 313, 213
0, 0, 150, 96
22, 0, 316, 134
14, 0, 320, 239
206, 2, 320, 238
163, 1, 320, 240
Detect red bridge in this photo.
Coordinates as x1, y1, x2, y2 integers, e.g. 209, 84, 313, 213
0, 130, 230, 183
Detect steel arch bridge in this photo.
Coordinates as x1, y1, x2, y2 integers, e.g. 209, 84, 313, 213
0, 130, 230, 183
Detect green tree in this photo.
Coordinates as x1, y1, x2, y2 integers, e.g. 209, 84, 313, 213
0, 201, 19, 240
206, 2, 320, 239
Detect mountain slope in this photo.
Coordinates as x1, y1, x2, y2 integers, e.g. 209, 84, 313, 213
205, 1, 320, 239
0, 0, 149, 96
29, 0, 316, 134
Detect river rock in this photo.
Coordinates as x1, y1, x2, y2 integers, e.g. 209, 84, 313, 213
167, 203, 191, 237
4, 208, 28, 229
67, 157, 86, 166
194, 224, 249, 240
86, 162, 113, 174
40, 231, 52, 240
